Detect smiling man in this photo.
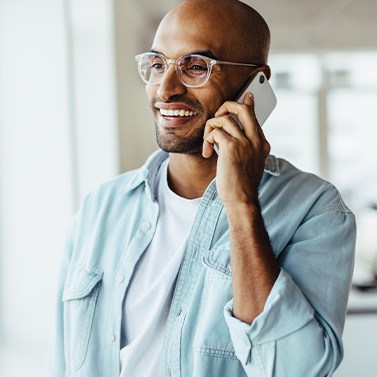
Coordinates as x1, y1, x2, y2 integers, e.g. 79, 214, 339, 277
50, 1, 356, 376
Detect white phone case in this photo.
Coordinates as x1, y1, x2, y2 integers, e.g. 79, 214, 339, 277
213, 72, 277, 154
236, 71, 277, 126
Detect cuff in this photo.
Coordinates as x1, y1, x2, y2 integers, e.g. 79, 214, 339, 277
224, 269, 315, 347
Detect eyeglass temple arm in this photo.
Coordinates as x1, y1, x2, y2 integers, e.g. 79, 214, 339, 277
213, 59, 261, 68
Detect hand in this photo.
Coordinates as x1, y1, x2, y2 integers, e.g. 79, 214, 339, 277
202, 93, 270, 206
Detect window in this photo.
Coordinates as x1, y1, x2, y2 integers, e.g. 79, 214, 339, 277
266, 52, 377, 278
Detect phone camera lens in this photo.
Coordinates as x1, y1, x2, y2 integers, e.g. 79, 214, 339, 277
259, 75, 265, 84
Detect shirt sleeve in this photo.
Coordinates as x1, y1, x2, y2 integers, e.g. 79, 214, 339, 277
224, 208, 356, 377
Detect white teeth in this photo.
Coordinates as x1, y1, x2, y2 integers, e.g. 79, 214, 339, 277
159, 108, 197, 117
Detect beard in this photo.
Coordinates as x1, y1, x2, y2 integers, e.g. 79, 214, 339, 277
151, 96, 213, 155
155, 124, 205, 154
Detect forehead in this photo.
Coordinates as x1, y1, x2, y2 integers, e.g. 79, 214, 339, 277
151, 6, 237, 59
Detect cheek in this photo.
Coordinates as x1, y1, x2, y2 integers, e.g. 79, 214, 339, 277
201, 87, 228, 117
206, 101, 222, 118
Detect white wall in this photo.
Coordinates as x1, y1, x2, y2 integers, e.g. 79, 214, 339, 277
114, 0, 158, 172
0, 0, 74, 374
0, 0, 119, 375
68, 0, 119, 201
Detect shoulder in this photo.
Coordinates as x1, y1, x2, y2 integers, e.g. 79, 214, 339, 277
76, 150, 167, 216
263, 156, 353, 217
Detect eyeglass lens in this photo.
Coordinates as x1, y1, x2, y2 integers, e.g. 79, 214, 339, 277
138, 53, 210, 87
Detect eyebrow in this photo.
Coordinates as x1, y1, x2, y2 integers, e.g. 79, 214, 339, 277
149, 49, 218, 60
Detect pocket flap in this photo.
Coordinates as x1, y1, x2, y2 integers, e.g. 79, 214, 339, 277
63, 267, 103, 301
203, 246, 232, 277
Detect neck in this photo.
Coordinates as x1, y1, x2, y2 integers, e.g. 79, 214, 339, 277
166, 153, 218, 199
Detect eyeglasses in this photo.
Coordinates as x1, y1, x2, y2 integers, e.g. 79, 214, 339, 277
135, 52, 261, 88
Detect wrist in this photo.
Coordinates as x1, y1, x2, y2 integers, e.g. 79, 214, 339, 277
223, 198, 261, 218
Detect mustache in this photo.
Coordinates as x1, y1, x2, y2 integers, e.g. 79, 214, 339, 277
151, 96, 204, 112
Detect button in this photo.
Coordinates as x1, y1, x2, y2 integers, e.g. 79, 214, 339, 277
141, 222, 151, 231
167, 368, 171, 377
117, 274, 125, 284
177, 308, 182, 317
108, 334, 116, 343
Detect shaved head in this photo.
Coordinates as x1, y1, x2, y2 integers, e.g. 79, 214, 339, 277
155, 0, 270, 64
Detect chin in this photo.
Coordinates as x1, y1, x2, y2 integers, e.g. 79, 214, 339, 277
157, 141, 203, 155
155, 123, 205, 155
156, 135, 203, 155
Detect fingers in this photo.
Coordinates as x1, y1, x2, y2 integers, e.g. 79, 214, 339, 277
203, 92, 270, 159
205, 115, 245, 140
215, 93, 261, 142
203, 114, 247, 158
203, 127, 235, 159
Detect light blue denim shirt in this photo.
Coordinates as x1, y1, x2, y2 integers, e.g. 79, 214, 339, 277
49, 149, 356, 377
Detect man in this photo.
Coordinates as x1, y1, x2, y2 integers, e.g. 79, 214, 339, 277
50, 0, 356, 376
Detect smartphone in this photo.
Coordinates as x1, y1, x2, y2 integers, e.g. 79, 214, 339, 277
235, 71, 277, 126
213, 71, 277, 154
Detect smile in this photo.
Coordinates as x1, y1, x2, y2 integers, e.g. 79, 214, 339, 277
159, 109, 198, 117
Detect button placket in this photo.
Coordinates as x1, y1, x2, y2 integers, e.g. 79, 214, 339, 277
161, 185, 223, 375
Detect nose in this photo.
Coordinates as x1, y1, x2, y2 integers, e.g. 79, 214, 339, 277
156, 64, 187, 101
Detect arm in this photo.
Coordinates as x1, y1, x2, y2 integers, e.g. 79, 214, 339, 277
203, 92, 279, 323
224, 209, 355, 376
203, 94, 356, 376
226, 200, 280, 324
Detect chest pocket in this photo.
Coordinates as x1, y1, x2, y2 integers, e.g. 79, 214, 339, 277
62, 267, 103, 371
193, 246, 237, 359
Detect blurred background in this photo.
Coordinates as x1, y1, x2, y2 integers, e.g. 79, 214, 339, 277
0, 0, 377, 376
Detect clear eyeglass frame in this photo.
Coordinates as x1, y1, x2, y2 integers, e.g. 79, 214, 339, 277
135, 51, 261, 88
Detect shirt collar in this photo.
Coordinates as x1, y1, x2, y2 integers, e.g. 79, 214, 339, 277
264, 155, 280, 176
117, 150, 168, 198
118, 151, 280, 196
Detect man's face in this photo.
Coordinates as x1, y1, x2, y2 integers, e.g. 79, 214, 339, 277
146, 5, 255, 155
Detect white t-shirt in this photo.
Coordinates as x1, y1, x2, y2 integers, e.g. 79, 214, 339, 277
120, 158, 201, 376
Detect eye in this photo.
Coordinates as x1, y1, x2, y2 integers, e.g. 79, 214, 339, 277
151, 62, 164, 70
182, 58, 208, 76
190, 64, 208, 72
150, 57, 165, 72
